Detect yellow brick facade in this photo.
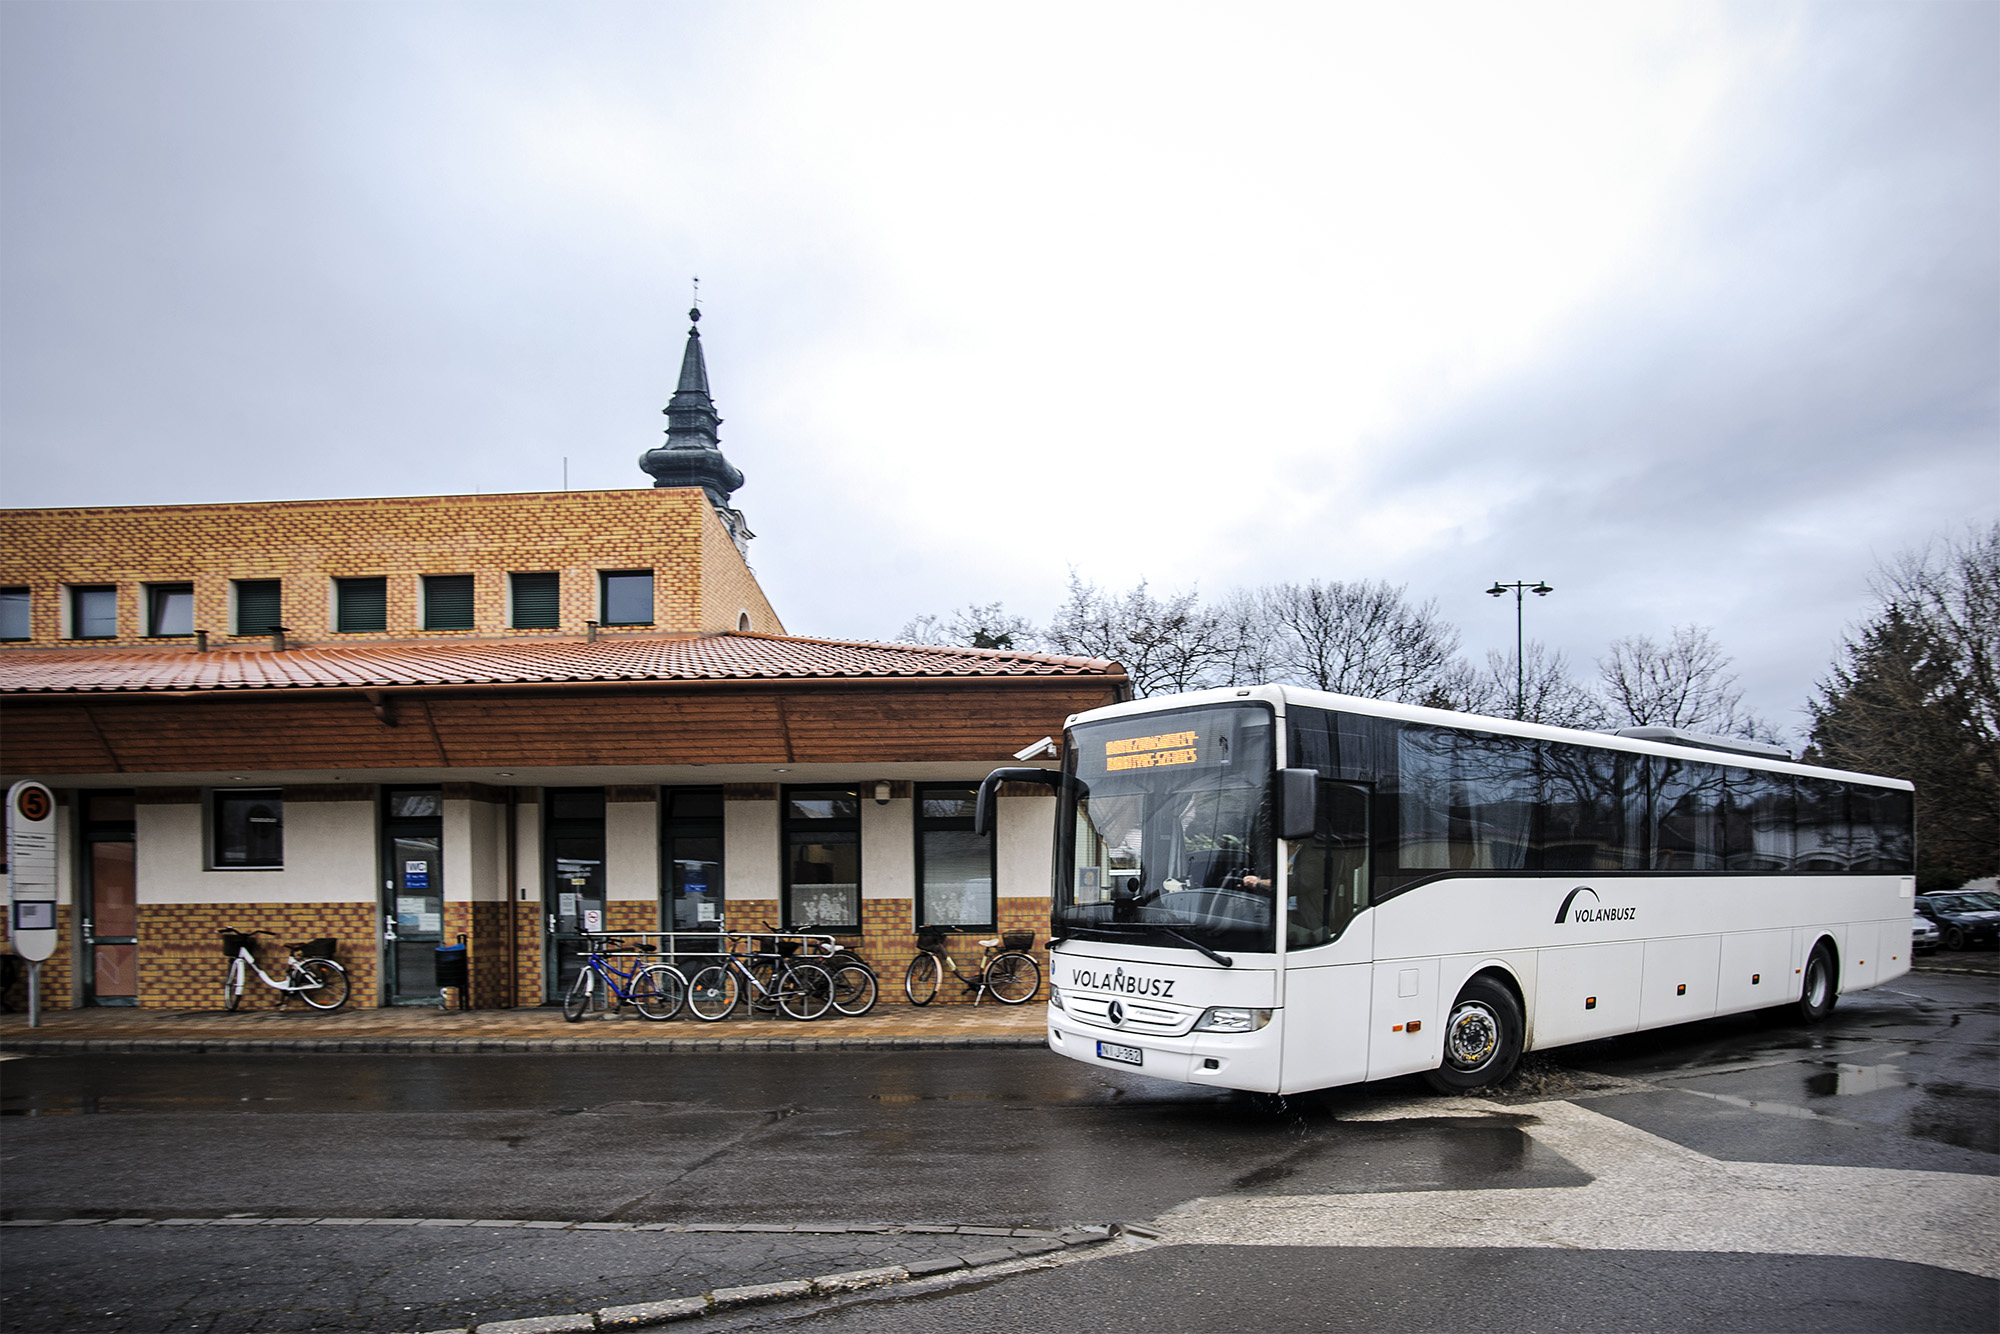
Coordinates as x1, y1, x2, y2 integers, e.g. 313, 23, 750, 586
0, 487, 784, 647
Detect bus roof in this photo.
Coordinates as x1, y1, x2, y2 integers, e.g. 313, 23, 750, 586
1064, 683, 1914, 793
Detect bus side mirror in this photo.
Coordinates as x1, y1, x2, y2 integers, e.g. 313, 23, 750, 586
974, 767, 1063, 837
1278, 768, 1318, 841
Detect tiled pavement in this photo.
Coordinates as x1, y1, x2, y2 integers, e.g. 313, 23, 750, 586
0, 998, 1048, 1053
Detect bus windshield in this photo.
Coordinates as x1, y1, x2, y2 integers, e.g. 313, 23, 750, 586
1057, 703, 1277, 955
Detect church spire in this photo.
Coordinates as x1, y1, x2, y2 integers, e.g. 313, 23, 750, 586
639, 304, 751, 552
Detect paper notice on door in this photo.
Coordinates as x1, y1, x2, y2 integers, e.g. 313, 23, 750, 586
559, 893, 579, 919
698, 902, 717, 922
582, 909, 603, 933
417, 912, 443, 934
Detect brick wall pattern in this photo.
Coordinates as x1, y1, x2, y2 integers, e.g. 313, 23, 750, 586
0, 488, 784, 648
136, 904, 382, 1009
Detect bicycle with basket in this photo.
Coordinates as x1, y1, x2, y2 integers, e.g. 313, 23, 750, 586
219, 929, 350, 1011
903, 926, 1040, 1006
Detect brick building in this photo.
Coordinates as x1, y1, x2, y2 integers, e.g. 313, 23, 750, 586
0, 310, 1127, 1009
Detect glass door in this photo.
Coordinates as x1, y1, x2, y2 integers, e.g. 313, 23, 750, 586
382, 788, 444, 1004
82, 791, 137, 1005
544, 789, 606, 1002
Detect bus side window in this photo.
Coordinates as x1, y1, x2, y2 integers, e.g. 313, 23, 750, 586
1291, 782, 1370, 949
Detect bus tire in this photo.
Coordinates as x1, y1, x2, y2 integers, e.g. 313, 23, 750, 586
1424, 976, 1523, 1094
1798, 943, 1838, 1023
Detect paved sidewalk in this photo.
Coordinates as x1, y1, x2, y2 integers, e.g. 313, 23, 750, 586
0, 999, 1048, 1054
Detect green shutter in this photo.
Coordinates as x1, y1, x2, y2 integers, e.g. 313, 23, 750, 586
235, 580, 282, 635
424, 574, 475, 630
336, 577, 387, 633
511, 572, 559, 628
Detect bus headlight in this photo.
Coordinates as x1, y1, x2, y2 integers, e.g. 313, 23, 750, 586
1193, 1007, 1272, 1033
1049, 984, 1065, 1012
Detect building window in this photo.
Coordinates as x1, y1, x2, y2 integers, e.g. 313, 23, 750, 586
69, 585, 118, 639
0, 587, 29, 641
915, 784, 995, 928
234, 579, 282, 636
663, 787, 726, 931
146, 583, 195, 637
423, 574, 475, 631
784, 786, 860, 930
335, 576, 388, 633
212, 788, 283, 868
600, 570, 653, 627
510, 572, 559, 629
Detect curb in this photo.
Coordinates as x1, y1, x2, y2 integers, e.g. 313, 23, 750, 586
1909, 956, 2000, 978
2, 1213, 1125, 1331
0, 1034, 1048, 1056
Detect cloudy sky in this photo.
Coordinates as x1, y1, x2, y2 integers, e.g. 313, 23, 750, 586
3, 1, 1995, 737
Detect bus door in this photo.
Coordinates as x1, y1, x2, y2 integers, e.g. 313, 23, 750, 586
1280, 781, 1374, 1092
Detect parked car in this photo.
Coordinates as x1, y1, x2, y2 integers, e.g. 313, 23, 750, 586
1911, 913, 1940, 954
1913, 894, 2000, 950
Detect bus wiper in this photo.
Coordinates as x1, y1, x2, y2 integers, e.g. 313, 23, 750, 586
1157, 927, 1233, 968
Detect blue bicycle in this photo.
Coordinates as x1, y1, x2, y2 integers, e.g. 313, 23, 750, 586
563, 937, 685, 1021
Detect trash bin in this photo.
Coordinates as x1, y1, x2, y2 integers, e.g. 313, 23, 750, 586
435, 936, 469, 1011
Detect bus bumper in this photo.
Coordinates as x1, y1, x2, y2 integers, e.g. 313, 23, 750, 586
1047, 1011, 1285, 1093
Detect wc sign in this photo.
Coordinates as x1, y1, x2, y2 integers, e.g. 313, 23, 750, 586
8, 781, 58, 963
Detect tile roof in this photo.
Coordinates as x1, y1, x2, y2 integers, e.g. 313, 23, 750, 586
0, 633, 1123, 695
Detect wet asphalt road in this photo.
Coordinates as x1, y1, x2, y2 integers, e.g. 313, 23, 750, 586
2, 968, 1994, 1332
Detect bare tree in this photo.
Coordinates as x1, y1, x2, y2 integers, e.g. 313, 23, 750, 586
1258, 579, 1462, 704
1597, 624, 1767, 738
896, 601, 1040, 651
1043, 573, 1234, 697
1443, 642, 1607, 729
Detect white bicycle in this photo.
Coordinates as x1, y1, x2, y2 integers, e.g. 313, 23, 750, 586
219, 929, 350, 1011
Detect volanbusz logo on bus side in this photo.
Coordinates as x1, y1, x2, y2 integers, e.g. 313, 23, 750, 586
1555, 886, 1636, 925
1068, 965, 1175, 999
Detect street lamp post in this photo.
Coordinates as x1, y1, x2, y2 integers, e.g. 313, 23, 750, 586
1485, 580, 1553, 720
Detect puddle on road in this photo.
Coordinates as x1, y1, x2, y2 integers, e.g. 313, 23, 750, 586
1804, 1062, 1916, 1097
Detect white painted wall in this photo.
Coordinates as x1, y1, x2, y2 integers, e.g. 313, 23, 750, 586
135, 799, 376, 904
724, 800, 779, 903
998, 794, 1055, 899
516, 799, 541, 905
443, 797, 506, 903
860, 797, 913, 899
606, 799, 658, 902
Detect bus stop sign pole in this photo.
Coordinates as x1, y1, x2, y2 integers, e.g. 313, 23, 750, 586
8, 781, 59, 1028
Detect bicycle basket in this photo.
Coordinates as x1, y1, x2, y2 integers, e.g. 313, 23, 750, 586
775, 939, 799, 956
916, 927, 950, 953
220, 932, 258, 958
999, 931, 1035, 953
300, 938, 337, 960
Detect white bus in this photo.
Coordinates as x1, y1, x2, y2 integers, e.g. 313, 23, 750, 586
975, 684, 1916, 1095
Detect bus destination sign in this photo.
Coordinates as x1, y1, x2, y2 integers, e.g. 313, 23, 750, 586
1105, 731, 1199, 771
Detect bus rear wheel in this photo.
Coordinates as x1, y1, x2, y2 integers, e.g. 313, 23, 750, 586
1424, 976, 1523, 1094
1797, 943, 1838, 1023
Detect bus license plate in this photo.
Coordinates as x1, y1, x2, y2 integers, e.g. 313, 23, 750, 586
1097, 1040, 1143, 1066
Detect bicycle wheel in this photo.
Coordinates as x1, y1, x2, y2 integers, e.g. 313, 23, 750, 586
294, 958, 350, 1011
829, 963, 878, 1017
984, 951, 1041, 1005
222, 957, 244, 1012
777, 962, 834, 1021
687, 965, 740, 1021
562, 966, 595, 1022
904, 952, 941, 1006
633, 965, 686, 1021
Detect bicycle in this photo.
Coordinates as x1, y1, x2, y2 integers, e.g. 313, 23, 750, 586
686, 935, 834, 1021
760, 922, 879, 1017
904, 927, 1040, 1006
219, 930, 350, 1011
564, 936, 686, 1022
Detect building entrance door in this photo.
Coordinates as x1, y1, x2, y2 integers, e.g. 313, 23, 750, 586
544, 789, 606, 1003
82, 791, 138, 1006
382, 788, 444, 1005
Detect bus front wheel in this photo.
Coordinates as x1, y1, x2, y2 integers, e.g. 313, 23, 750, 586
1424, 976, 1523, 1094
